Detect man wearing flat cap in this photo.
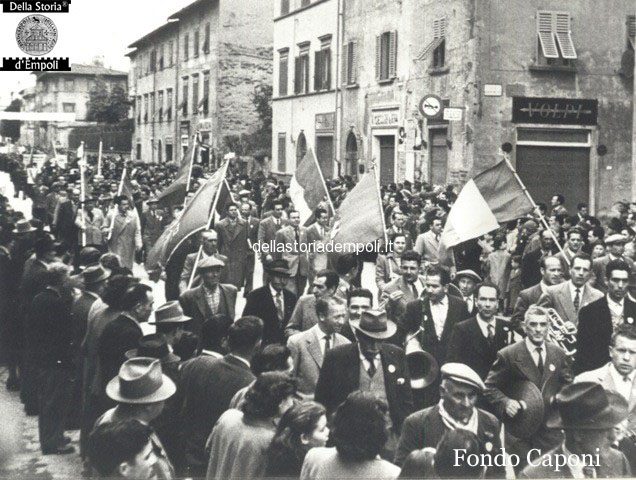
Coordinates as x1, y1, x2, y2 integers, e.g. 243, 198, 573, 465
593, 234, 635, 293
395, 362, 504, 478
520, 382, 631, 478
453, 269, 482, 316
178, 230, 227, 295
179, 255, 237, 338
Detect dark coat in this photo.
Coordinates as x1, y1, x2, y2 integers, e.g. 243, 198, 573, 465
521, 248, 543, 289
314, 343, 413, 433
179, 354, 255, 469
179, 283, 237, 337
511, 283, 543, 332
71, 291, 99, 356
55, 200, 78, 247
97, 314, 143, 386
519, 445, 630, 478
242, 285, 297, 345
394, 405, 504, 478
574, 296, 636, 375
446, 316, 513, 380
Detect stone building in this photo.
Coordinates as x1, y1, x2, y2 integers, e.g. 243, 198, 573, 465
127, 0, 273, 166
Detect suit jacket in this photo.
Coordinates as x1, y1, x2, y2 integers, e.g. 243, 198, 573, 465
402, 295, 470, 365
414, 230, 454, 267
385, 226, 413, 250
54, 199, 78, 246
215, 217, 250, 287
484, 340, 572, 437
179, 354, 255, 468
519, 445, 630, 478
593, 254, 635, 292
521, 248, 545, 289
70, 291, 99, 356
511, 283, 544, 332
379, 276, 424, 323
97, 314, 143, 385
274, 225, 309, 277
375, 253, 401, 293
574, 295, 636, 374
446, 316, 513, 380
179, 283, 237, 337
314, 343, 413, 432
287, 326, 350, 396
257, 216, 286, 260
394, 405, 504, 477
242, 285, 297, 345
536, 281, 603, 326
244, 216, 260, 259
285, 294, 319, 337
178, 251, 228, 294
141, 210, 167, 248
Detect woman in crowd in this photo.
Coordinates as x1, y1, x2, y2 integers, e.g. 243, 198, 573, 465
205, 371, 297, 480
300, 391, 400, 480
265, 401, 329, 478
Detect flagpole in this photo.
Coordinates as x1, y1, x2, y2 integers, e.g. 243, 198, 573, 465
501, 154, 569, 265
187, 160, 230, 290
370, 160, 388, 246
97, 139, 103, 177
309, 148, 336, 217
79, 141, 87, 246
183, 133, 198, 208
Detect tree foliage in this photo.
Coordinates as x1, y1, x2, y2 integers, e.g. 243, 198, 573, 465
86, 77, 130, 124
0, 98, 23, 141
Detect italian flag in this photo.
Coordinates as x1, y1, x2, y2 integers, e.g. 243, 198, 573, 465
289, 148, 332, 225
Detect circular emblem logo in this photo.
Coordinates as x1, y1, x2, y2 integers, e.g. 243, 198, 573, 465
16, 15, 57, 56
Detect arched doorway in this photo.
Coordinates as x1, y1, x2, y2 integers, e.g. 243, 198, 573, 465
345, 132, 359, 177
157, 140, 162, 163
296, 131, 307, 163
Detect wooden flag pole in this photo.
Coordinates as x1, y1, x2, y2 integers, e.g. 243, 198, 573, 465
79, 141, 87, 246
186, 160, 231, 290
501, 154, 569, 265
97, 139, 103, 177
309, 148, 336, 217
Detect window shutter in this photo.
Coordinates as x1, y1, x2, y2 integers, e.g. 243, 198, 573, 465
281, 0, 289, 15
324, 48, 331, 89
294, 57, 301, 94
389, 30, 398, 78
350, 41, 357, 84
342, 43, 348, 86
555, 13, 577, 59
375, 35, 381, 80
279, 56, 288, 96
629, 15, 636, 49
314, 51, 322, 90
304, 56, 310, 92
537, 11, 559, 58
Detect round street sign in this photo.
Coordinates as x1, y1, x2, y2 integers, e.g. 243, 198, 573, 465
419, 94, 443, 119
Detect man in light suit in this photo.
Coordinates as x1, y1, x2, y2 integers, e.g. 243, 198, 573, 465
592, 234, 635, 293
385, 211, 413, 250
179, 230, 227, 294
414, 218, 454, 270
257, 200, 286, 282
285, 270, 339, 337
554, 227, 584, 278
536, 253, 602, 327
274, 209, 309, 296
511, 256, 563, 333
306, 207, 330, 286
380, 250, 424, 323
179, 256, 237, 338
376, 233, 406, 293
287, 296, 350, 398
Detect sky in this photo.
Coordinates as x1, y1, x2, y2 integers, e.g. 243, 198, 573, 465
0, 0, 195, 107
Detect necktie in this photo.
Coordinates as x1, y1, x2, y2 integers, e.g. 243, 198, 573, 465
487, 324, 495, 345
536, 347, 544, 375
275, 292, 284, 320
324, 334, 331, 352
294, 227, 300, 245
365, 354, 377, 377
574, 288, 581, 312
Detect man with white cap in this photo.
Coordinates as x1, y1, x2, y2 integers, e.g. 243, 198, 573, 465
95, 357, 177, 479
178, 230, 227, 294
453, 269, 482, 316
394, 362, 504, 477
593, 233, 635, 293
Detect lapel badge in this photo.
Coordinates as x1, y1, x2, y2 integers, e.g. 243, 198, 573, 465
503, 326, 509, 332
628, 317, 634, 325
549, 364, 555, 372
388, 364, 396, 373
397, 377, 405, 385
485, 442, 493, 452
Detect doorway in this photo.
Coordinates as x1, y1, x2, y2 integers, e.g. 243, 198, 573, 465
377, 135, 395, 185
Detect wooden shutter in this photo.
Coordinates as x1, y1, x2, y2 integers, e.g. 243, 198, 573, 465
342, 43, 348, 85
294, 57, 301, 94
279, 54, 288, 96
629, 15, 636, 49
324, 48, 331, 89
314, 51, 322, 90
281, 0, 289, 15
388, 30, 397, 78
304, 56, 310, 92
555, 13, 577, 59
537, 11, 559, 58
277, 133, 286, 171
375, 35, 382, 80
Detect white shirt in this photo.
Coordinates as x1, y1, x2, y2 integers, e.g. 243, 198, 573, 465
227, 353, 250, 369
476, 315, 496, 339
358, 348, 380, 373
270, 284, 284, 317
568, 281, 583, 304
609, 364, 636, 402
540, 281, 550, 294
463, 295, 474, 313
561, 443, 596, 479
311, 324, 332, 357
607, 294, 625, 319
525, 337, 546, 368
429, 295, 449, 340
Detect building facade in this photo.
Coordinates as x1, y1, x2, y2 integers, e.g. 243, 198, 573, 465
128, 0, 273, 166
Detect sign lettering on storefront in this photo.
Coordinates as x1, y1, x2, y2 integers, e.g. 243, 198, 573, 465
512, 97, 598, 125
315, 112, 335, 132
371, 109, 400, 127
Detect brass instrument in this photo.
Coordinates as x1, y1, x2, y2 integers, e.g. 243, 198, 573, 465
545, 308, 577, 356
404, 328, 439, 389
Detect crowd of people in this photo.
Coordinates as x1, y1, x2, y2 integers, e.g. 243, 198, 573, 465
2, 149, 636, 479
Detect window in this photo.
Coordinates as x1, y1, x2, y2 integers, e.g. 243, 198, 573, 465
432, 18, 446, 69
202, 72, 209, 115
169, 41, 174, 66
182, 77, 189, 116
158, 91, 163, 122
62, 103, 75, 113
204, 23, 210, 53
301, 0, 310, 6
343, 40, 357, 85
375, 31, 397, 81
294, 43, 310, 94
280, 0, 289, 15
150, 49, 157, 72
159, 44, 164, 70
278, 49, 289, 96
64, 78, 75, 91
144, 94, 148, 123
136, 95, 141, 124
628, 15, 635, 49
536, 11, 577, 64
150, 92, 155, 122
194, 30, 200, 58
166, 89, 173, 121
315, 36, 331, 91
192, 74, 200, 115
136, 142, 142, 161
277, 133, 286, 171
166, 142, 173, 162
184, 33, 189, 61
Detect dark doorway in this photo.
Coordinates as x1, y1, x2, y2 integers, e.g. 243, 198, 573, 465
429, 129, 448, 185
378, 135, 395, 185
315, 135, 334, 179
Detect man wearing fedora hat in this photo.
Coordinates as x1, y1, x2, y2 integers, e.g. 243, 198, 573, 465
315, 309, 413, 455
394, 363, 504, 477
520, 382, 630, 478
149, 301, 192, 347
243, 259, 297, 345
179, 255, 237, 338
96, 357, 177, 479
593, 234, 635, 293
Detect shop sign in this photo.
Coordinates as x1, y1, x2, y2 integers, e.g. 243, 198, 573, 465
512, 97, 598, 125
315, 112, 335, 132
371, 108, 399, 127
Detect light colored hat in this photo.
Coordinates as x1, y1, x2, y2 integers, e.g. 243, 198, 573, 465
149, 301, 191, 325
105, 357, 176, 404
440, 362, 485, 391
605, 234, 628, 245
454, 270, 482, 283
197, 255, 225, 270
